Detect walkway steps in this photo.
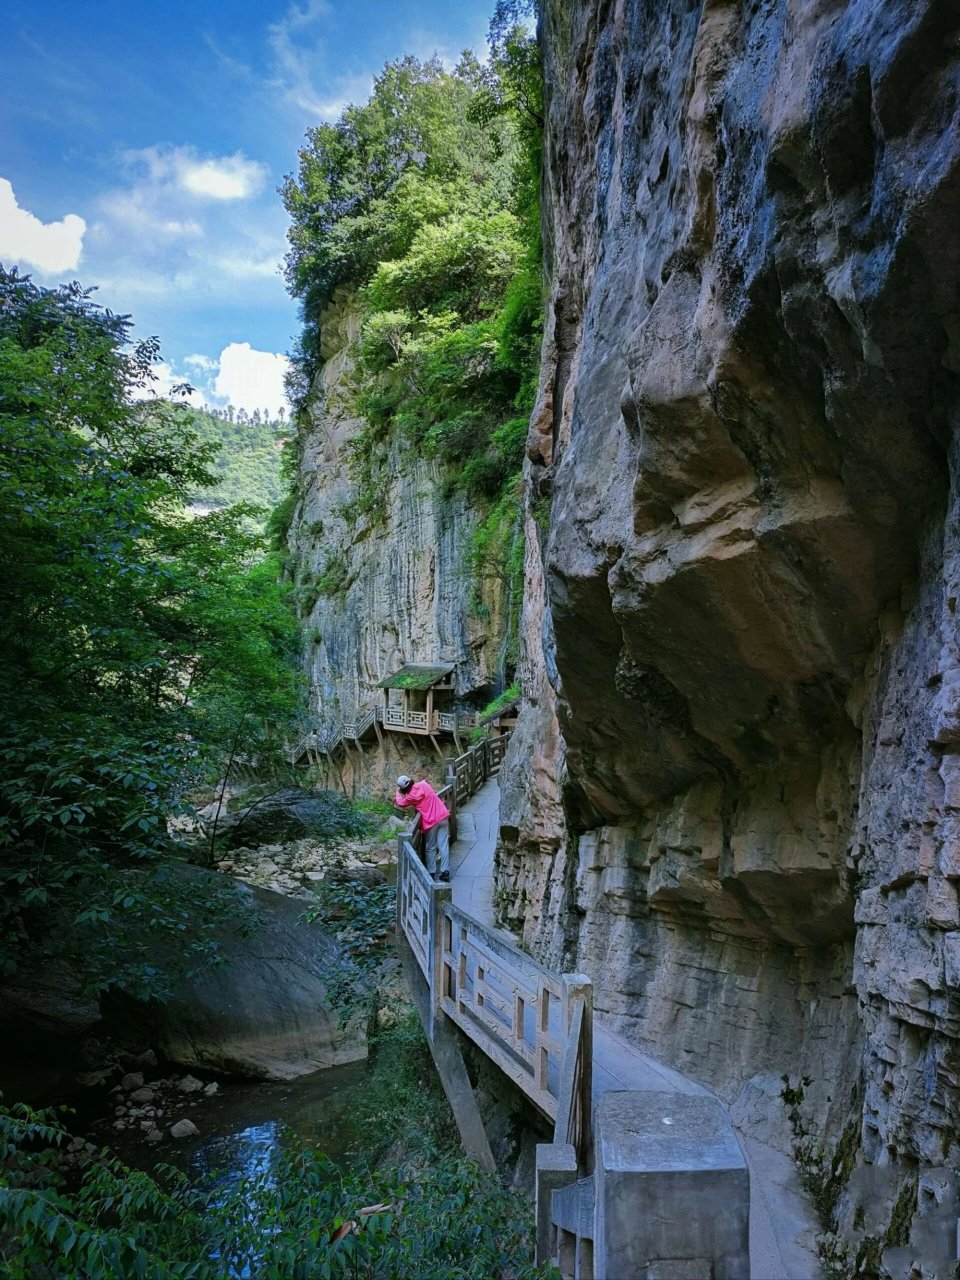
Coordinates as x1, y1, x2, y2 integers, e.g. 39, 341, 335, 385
447, 777, 822, 1280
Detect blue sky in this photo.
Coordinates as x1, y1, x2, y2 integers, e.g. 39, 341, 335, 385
0, 0, 494, 414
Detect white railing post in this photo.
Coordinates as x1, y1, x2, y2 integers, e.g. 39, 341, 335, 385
396, 830, 407, 936
559, 973, 593, 1165
430, 884, 452, 1035
535, 1143, 578, 1270
444, 763, 458, 841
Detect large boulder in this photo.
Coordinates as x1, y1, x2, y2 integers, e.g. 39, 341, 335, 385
0, 865, 366, 1098
108, 867, 367, 1079
0, 967, 103, 1102
213, 788, 370, 849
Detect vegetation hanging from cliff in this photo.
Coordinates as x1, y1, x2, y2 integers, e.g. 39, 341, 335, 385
281, 4, 541, 653
0, 269, 303, 998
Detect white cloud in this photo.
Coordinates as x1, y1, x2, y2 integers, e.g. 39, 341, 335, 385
267, 1, 372, 120
179, 155, 267, 201
214, 343, 290, 417
104, 189, 202, 239
128, 345, 289, 418
0, 178, 86, 274
268, 1, 333, 115
122, 145, 268, 202
86, 143, 286, 316
129, 360, 205, 407
184, 353, 218, 372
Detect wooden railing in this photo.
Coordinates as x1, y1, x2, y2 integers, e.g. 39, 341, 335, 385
397, 734, 593, 1169
383, 708, 480, 735
397, 823, 434, 979
287, 705, 383, 761
291, 706, 488, 756
439, 905, 592, 1130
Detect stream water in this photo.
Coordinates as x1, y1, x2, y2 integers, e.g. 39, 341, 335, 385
105, 1056, 374, 1189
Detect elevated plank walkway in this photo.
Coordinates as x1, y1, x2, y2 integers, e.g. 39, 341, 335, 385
441, 776, 821, 1280
399, 741, 823, 1275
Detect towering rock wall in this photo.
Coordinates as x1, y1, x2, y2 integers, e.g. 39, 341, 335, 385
500, 0, 960, 1217
289, 290, 504, 783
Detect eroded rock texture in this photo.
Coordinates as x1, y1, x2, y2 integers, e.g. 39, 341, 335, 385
500, 0, 960, 1240
289, 291, 505, 788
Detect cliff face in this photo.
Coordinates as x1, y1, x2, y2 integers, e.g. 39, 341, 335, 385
290, 290, 503, 777
501, 0, 960, 1201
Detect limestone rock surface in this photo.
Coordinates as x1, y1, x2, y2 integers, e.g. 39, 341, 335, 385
289, 289, 505, 792
116, 869, 367, 1080
500, 0, 960, 1255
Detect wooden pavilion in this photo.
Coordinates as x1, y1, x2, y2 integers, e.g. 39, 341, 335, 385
379, 663, 458, 751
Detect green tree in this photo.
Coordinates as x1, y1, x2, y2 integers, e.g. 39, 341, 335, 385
155, 404, 290, 515
0, 268, 302, 996
0, 1084, 551, 1279
280, 19, 542, 675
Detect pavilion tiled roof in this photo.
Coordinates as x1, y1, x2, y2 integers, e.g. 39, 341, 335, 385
379, 663, 456, 691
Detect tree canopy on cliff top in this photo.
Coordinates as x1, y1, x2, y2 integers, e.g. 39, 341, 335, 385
281, 8, 541, 657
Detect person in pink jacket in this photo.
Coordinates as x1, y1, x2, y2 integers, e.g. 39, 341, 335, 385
395, 774, 450, 880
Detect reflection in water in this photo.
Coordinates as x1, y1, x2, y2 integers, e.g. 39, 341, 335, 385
113, 1057, 372, 1191
189, 1119, 286, 1193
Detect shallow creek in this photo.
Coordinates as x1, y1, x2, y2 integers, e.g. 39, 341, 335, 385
103, 1057, 373, 1187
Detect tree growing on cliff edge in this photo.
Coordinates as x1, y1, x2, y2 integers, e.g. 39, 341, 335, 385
280, 13, 542, 670
0, 268, 302, 997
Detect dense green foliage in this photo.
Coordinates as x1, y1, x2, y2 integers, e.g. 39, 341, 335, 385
178, 405, 288, 514
281, 5, 542, 659
0, 269, 303, 997
0, 1019, 550, 1279
304, 874, 396, 1018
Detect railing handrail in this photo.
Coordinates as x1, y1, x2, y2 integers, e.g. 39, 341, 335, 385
396, 726, 592, 1167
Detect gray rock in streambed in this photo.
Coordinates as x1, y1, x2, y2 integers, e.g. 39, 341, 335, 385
104, 866, 368, 1080
2, 864, 367, 1096
212, 788, 371, 850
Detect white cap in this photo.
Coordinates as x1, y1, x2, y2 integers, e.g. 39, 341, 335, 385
396, 775, 413, 789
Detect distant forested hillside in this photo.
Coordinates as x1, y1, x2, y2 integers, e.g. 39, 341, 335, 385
177, 405, 289, 512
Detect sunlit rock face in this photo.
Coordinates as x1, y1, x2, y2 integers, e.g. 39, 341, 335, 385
289, 289, 504, 788
500, 0, 960, 1190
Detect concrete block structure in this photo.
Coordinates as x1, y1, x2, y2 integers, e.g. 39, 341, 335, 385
593, 1092, 750, 1280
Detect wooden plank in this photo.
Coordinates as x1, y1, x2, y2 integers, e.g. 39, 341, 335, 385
443, 904, 563, 993
455, 936, 540, 1004
450, 982, 537, 1069
472, 975, 513, 1023
536, 1032, 565, 1059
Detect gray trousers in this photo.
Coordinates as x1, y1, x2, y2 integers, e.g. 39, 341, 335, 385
424, 819, 450, 876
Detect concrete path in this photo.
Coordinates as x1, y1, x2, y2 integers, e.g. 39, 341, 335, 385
449, 776, 501, 923
448, 776, 822, 1280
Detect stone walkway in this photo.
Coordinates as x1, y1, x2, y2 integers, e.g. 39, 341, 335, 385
449, 776, 822, 1280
